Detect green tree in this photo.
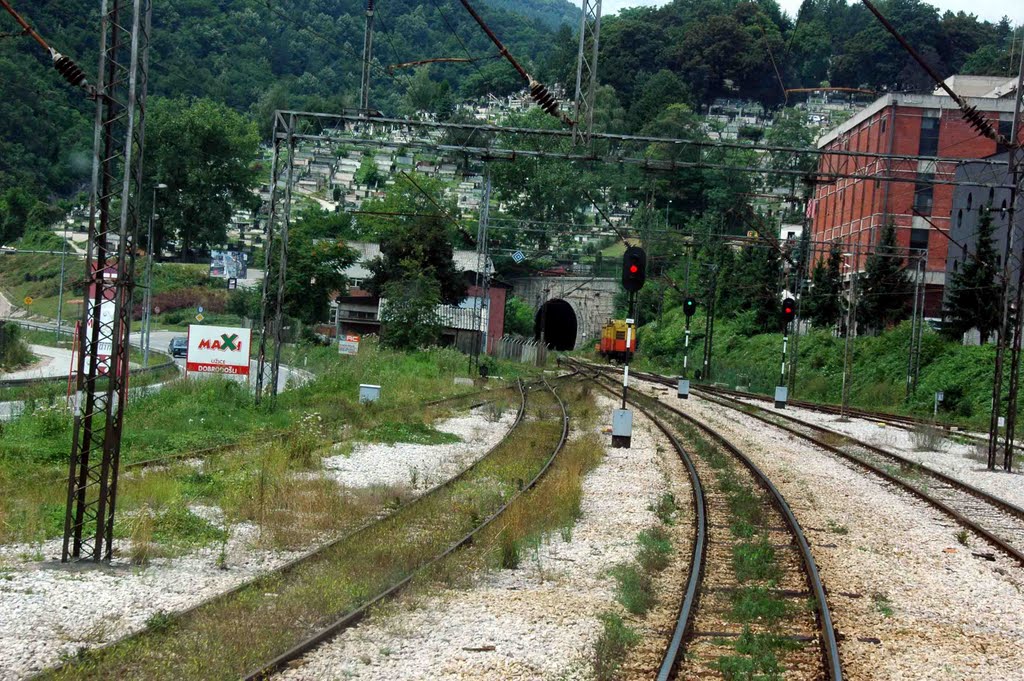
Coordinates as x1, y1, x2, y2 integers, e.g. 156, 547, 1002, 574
943, 207, 1000, 343
856, 222, 911, 334
0, 188, 37, 245
504, 296, 535, 336
354, 156, 384, 189
145, 97, 260, 256
380, 272, 443, 350
363, 176, 468, 306
803, 244, 843, 328
279, 217, 358, 325
628, 70, 690, 131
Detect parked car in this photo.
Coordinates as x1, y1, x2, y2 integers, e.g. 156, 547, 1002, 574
168, 336, 188, 358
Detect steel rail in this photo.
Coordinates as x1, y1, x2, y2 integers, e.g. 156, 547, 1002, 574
573, 365, 707, 681
41, 379, 530, 679
616, 365, 1024, 519
601, 363, 1024, 568
241, 377, 570, 680
575, 360, 840, 681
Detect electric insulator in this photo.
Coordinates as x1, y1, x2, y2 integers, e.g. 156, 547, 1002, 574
962, 104, 997, 141
529, 80, 560, 117
52, 52, 88, 90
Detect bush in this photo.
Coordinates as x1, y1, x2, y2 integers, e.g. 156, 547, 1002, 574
0, 322, 33, 370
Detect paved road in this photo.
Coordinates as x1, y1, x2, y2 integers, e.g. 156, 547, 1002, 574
1, 345, 75, 380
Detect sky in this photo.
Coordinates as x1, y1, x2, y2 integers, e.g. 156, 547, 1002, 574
598, 0, 1023, 25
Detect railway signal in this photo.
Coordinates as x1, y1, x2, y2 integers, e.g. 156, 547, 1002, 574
683, 297, 697, 317
621, 246, 647, 293
776, 297, 797, 409
679, 297, 698, 398
782, 297, 796, 324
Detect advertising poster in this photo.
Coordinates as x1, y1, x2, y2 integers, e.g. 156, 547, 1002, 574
186, 325, 252, 376
209, 250, 248, 280
338, 333, 360, 355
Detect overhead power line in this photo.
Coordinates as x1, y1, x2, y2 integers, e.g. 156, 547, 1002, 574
0, 0, 91, 93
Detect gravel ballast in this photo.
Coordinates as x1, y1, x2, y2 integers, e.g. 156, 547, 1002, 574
277, 393, 689, 681
0, 406, 516, 680
632, 379, 1024, 680
734, 394, 1024, 509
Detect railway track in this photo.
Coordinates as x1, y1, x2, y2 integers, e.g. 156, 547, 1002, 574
594, 362, 1024, 569
581, 364, 841, 680
42, 377, 573, 680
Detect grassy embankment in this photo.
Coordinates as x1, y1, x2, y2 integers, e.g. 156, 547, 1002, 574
633, 306, 1004, 429
40, 378, 587, 680
0, 339, 538, 550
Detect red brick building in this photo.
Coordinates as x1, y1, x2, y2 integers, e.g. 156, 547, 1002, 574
809, 77, 1018, 315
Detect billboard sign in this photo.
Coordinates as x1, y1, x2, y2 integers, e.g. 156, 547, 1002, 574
209, 250, 248, 279
338, 333, 360, 355
186, 324, 251, 376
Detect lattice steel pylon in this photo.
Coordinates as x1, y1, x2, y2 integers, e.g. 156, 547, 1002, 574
254, 111, 296, 405
572, 0, 601, 147
63, 0, 152, 562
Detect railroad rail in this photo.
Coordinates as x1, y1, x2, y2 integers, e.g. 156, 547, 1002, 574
595, 362, 1024, 569
43, 377, 572, 680
241, 377, 570, 680
577, 361, 841, 680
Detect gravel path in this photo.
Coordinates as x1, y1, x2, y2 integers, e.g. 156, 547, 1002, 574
0, 407, 517, 680
734, 395, 1024, 510
633, 380, 1024, 681
277, 393, 683, 681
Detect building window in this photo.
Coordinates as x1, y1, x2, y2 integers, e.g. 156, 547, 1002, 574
919, 117, 940, 156
913, 174, 934, 214
967, 193, 973, 211
998, 120, 1013, 154
957, 209, 963, 228
881, 117, 887, 133
910, 228, 929, 253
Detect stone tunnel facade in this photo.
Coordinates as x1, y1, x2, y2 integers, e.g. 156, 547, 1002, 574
506, 276, 619, 351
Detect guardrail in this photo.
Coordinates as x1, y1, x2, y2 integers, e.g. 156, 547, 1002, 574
0, 319, 177, 389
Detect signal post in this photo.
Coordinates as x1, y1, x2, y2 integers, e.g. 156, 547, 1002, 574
775, 298, 796, 408
678, 297, 697, 399
612, 246, 646, 448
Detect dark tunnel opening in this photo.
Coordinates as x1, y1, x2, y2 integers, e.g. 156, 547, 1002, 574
535, 299, 578, 351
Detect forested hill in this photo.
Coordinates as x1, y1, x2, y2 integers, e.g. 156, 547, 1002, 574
598, 0, 1020, 107
0, 0, 570, 199
488, 0, 580, 29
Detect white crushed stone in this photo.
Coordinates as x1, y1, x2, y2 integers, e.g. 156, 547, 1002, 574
277, 393, 674, 681
0, 522, 302, 679
323, 405, 518, 491
654, 386, 1024, 681
0, 405, 519, 680
730, 394, 1024, 511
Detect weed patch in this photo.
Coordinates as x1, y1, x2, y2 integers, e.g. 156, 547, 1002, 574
713, 626, 798, 680
593, 612, 639, 681
610, 563, 655, 615
636, 526, 672, 573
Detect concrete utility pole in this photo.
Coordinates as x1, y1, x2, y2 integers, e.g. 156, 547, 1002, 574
63, 0, 152, 563
572, 0, 601, 146
359, 0, 375, 112
997, 46, 1024, 471
470, 174, 491, 374
840, 267, 858, 421
141, 183, 167, 367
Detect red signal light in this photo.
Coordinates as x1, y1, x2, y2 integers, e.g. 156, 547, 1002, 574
629, 264, 638, 273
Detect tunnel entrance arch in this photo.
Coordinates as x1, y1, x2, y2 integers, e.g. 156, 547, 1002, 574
535, 299, 578, 350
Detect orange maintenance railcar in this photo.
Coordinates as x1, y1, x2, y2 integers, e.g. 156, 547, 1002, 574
598, 319, 637, 362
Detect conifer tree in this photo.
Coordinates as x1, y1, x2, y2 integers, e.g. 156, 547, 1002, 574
943, 207, 1001, 343
803, 244, 842, 328
856, 222, 912, 334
